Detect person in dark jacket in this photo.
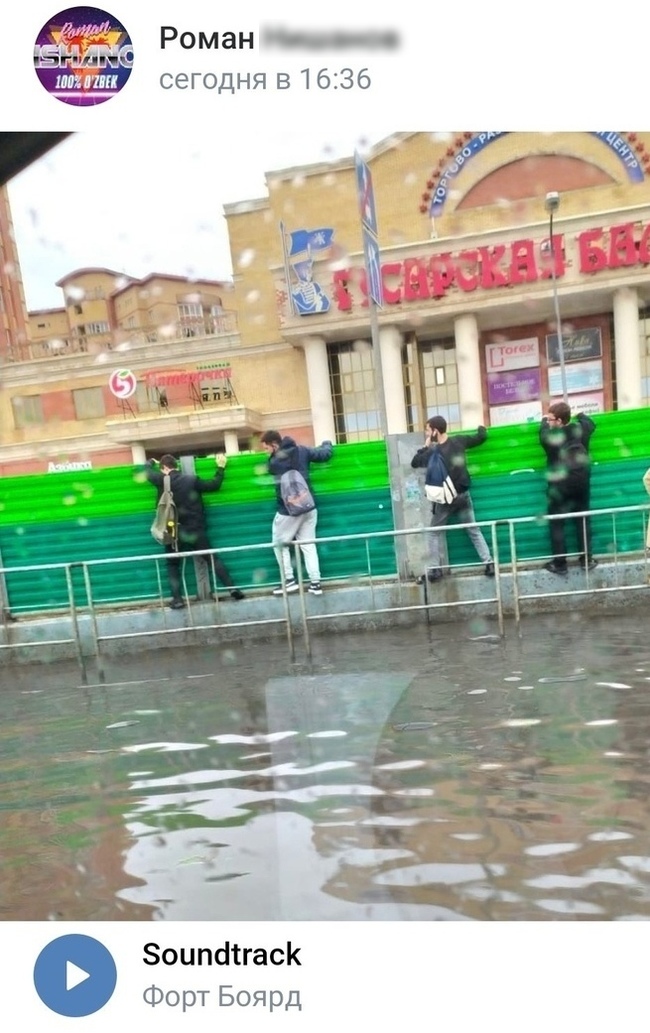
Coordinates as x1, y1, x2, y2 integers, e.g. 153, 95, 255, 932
411, 415, 494, 582
260, 430, 333, 595
539, 402, 597, 574
146, 453, 244, 608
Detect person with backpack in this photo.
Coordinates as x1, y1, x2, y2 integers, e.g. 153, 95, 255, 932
539, 402, 597, 575
145, 453, 245, 609
260, 430, 333, 596
411, 415, 494, 583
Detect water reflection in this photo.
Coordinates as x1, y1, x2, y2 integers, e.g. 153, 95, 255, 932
1, 613, 650, 920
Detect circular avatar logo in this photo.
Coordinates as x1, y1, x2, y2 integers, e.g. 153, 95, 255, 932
34, 7, 133, 106
109, 369, 137, 398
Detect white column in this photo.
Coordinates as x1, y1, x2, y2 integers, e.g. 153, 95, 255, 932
454, 313, 484, 427
131, 442, 146, 464
301, 335, 337, 442
613, 286, 641, 410
379, 325, 407, 434
223, 431, 240, 455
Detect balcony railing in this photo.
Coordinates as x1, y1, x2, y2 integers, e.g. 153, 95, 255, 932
13, 312, 239, 362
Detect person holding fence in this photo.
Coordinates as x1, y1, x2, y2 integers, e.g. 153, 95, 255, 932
260, 431, 333, 596
539, 402, 597, 575
411, 415, 494, 583
145, 454, 245, 608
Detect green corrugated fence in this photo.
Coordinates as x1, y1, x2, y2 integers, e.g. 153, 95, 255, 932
1, 411, 649, 614
0, 442, 395, 612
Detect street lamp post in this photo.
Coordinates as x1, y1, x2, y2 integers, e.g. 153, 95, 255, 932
545, 191, 569, 404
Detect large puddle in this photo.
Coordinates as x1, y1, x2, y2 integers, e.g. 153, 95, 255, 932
1, 612, 649, 920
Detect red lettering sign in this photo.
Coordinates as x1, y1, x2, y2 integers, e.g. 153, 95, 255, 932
144, 367, 231, 386
332, 235, 564, 310
578, 221, 650, 274
330, 220, 650, 311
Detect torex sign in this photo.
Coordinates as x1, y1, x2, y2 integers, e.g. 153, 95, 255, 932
330, 220, 650, 311
485, 338, 539, 372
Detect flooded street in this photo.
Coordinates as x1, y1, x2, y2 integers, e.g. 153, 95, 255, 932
1, 612, 650, 921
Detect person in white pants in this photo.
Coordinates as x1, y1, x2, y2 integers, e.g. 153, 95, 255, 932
260, 430, 333, 596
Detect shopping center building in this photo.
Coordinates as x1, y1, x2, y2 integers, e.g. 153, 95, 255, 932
2, 131, 650, 474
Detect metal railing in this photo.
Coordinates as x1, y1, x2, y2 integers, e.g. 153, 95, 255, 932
504, 502, 650, 620
13, 314, 240, 362
1, 502, 649, 675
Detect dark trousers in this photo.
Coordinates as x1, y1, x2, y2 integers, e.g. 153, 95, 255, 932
547, 479, 592, 568
165, 530, 235, 600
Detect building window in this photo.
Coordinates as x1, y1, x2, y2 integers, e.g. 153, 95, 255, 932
135, 383, 164, 413
178, 302, 207, 338
328, 340, 379, 443
69, 326, 88, 352
73, 387, 106, 420
86, 321, 110, 335
402, 337, 420, 432
402, 336, 459, 431
12, 395, 44, 429
178, 303, 203, 320
209, 304, 228, 333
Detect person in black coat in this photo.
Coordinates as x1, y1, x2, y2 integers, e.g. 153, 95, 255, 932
146, 454, 244, 608
539, 402, 597, 574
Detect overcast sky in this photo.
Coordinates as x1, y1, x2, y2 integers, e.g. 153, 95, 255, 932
7, 127, 399, 312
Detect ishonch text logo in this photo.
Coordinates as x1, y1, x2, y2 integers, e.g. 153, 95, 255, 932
34, 6, 133, 106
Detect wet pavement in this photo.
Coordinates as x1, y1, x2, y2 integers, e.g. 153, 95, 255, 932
1, 612, 650, 921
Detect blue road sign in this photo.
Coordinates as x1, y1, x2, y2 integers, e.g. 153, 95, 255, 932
355, 152, 378, 235
363, 227, 383, 307
33, 934, 117, 1017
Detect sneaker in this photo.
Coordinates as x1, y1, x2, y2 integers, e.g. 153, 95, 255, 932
230, 589, 245, 600
308, 581, 323, 595
484, 562, 495, 577
543, 561, 568, 576
578, 556, 598, 571
169, 598, 186, 609
272, 579, 299, 595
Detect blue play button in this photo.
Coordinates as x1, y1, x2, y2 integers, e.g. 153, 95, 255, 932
33, 934, 117, 1017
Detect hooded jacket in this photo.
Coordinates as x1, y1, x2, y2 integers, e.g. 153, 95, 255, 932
268, 436, 333, 515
